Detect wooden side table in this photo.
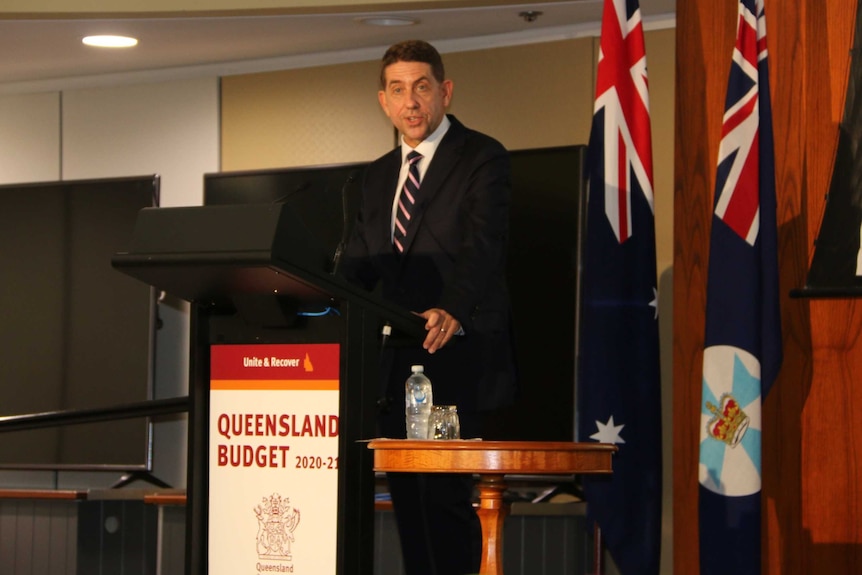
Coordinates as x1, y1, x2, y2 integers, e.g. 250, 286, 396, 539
367, 439, 616, 575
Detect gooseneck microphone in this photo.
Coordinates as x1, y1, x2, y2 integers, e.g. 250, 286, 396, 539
329, 172, 357, 275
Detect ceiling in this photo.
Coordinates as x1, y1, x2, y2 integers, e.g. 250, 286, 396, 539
0, 1, 676, 93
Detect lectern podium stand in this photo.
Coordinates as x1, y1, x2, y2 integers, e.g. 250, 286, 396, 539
113, 203, 423, 575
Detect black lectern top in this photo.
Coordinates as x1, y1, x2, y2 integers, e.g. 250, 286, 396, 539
112, 203, 424, 337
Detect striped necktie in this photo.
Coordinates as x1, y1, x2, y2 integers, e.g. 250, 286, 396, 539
393, 150, 423, 253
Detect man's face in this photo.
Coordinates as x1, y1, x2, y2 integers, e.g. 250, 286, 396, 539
378, 61, 453, 148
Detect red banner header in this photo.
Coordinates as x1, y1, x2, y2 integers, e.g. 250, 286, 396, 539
211, 343, 340, 380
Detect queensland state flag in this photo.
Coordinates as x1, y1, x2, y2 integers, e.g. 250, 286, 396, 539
578, 1, 662, 573
698, 1, 783, 574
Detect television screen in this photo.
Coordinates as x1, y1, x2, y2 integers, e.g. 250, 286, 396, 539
0, 175, 159, 470
204, 162, 367, 272
498, 145, 586, 441
203, 147, 586, 441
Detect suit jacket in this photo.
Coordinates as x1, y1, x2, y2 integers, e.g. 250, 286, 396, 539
341, 115, 518, 413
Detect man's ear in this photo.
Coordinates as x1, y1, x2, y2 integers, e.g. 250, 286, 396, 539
441, 79, 454, 107
378, 90, 391, 118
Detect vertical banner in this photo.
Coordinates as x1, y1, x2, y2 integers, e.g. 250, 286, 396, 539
578, 1, 662, 573
209, 343, 341, 575
698, 0, 783, 574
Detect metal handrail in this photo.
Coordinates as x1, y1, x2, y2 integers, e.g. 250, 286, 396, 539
0, 396, 190, 433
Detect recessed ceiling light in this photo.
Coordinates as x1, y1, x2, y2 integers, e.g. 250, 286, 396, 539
358, 17, 417, 27
82, 35, 139, 48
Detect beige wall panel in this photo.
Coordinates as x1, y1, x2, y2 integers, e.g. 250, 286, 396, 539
221, 60, 394, 171
221, 32, 673, 187
444, 39, 595, 151
646, 28, 675, 276
221, 39, 599, 171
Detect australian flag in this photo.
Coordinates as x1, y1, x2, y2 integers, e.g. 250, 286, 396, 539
698, 1, 783, 574
578, 1, 662, 574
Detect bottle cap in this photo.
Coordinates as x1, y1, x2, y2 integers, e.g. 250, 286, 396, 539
411, 365, 424, 373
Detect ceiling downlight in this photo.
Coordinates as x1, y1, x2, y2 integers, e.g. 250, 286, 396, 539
82, 35, 139, 48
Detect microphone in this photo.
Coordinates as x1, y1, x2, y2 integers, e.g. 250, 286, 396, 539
329, 171, 358, 275
376, 322, 393, 413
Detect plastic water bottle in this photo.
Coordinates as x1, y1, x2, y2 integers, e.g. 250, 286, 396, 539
405, 365, 433, 439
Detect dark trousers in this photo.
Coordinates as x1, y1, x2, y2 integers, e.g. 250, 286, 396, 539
386, 472, 481, 575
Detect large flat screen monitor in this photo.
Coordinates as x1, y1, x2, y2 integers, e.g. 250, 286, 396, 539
0, 175, 159, 470
203, 147, 586, 441
204, 161, 366, 273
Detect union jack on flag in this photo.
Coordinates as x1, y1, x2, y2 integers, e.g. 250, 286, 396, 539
713, 1, 770, 246
699, 1, 783, 574
593, 0, 654, 244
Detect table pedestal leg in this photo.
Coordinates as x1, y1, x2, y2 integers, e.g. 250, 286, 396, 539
476, 473, 508, 575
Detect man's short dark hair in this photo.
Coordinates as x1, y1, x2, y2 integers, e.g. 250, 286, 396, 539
379, 40, 445, 88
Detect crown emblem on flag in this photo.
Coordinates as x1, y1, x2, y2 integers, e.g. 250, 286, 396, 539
705, 393, 750, 447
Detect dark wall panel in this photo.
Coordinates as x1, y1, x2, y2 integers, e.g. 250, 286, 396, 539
204, 146, 587, 441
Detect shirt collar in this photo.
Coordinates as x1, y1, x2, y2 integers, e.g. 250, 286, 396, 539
401, 115, 451, 163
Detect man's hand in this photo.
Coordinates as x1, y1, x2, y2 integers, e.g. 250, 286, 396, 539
417, 308, 461, 354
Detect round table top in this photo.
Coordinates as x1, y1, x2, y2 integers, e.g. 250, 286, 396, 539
366, 439, 616, 475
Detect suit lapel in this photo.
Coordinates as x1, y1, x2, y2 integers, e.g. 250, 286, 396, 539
377, 150, 402, 250
399, 117, 467, 255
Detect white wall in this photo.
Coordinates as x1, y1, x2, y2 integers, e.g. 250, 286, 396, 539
61, 77, 218, 206
0, 92, 60, 183
0, 77, 219, 489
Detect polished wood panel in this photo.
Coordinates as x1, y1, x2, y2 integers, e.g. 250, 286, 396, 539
142, 493, 187, 506
675, 1, 861, 574
368, 440, 615, 575
0, 489, 84, 500
367, 440, 615, 475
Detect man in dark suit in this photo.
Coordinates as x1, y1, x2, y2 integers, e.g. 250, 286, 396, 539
340, 40, 518, 575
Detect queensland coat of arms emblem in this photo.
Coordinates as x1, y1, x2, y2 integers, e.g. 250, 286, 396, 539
254, 493, 301, 560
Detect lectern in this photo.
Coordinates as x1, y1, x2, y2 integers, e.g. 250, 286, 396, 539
113, 203, 423, 575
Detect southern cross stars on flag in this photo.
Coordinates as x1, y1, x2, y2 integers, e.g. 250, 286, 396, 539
594, 0, 655, 244
590, 415, 626, 444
